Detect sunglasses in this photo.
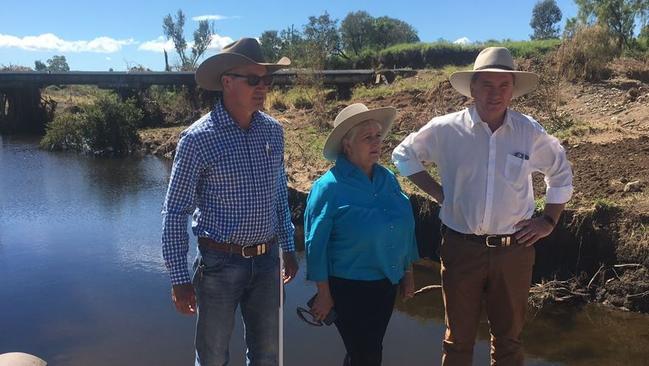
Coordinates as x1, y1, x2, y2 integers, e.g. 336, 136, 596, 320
296, 294, 337, 327
296, 306, 324, 326
223, 73, 274, 86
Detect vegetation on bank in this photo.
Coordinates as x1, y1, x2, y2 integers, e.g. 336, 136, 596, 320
41, 94, 142, 155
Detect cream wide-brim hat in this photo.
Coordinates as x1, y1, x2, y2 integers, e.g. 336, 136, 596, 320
195, 38, 291, 91
449, 47, 539, 99
0, 352, 47, 366
322, 103, 396, 161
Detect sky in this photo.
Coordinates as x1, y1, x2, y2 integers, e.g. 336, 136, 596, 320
0, 0, 580, 71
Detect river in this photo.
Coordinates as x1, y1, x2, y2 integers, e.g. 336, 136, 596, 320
1, 135, 649, 366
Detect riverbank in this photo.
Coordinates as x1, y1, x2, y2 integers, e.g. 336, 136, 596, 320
137, 64, 649, 313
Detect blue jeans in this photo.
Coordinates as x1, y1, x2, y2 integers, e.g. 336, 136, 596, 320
192, 243, 280, 366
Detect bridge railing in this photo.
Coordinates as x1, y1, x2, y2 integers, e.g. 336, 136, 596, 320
0, 69, 416, 89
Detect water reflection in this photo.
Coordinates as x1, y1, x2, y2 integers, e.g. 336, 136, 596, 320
2, 136, 649, 366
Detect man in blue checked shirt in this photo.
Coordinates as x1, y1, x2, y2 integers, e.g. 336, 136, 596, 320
161, 38, 298, 366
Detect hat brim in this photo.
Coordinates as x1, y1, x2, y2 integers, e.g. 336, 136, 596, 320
323, 107, 397, 161
449, 69, 539, 99
195, 53, 291, 91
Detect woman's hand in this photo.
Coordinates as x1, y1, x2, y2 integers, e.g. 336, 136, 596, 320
311, 286, 335, 322
399, 271, 415, 300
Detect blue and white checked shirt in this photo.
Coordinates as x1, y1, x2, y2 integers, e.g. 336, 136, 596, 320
162, 101, 295, 285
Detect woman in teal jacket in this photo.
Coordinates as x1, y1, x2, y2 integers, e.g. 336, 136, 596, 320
305, 103, 419, 366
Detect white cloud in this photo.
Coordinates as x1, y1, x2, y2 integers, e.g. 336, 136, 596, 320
138, 36, 175, 53
453, 37, 472, 45
208, 34, 234, 50
105, 56, 112, 61
139, 34, 234, 53
192, 14, 241, 21
0, 33, 136, 53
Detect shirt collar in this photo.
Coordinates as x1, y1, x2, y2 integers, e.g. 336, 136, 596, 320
210, 100, 262, 129
468, 106, 512, 131
335, 154, 379, 181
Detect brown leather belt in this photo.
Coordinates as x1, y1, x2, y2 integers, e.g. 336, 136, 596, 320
198, 237, 276, 258
442, 225, 517, 247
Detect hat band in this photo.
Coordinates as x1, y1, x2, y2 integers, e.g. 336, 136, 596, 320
475, 64, 513, 71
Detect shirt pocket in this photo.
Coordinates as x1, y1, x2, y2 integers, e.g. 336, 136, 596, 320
504, 154, 530, 183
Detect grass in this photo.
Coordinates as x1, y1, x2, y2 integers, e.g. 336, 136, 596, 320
266, 85, 335, 111
592, 198, 619, 212
43, 85, 110, 108
351, 66, 465, 100
548, 116, 596, 142
483, 39, 562, 58
629, 223, 649, 243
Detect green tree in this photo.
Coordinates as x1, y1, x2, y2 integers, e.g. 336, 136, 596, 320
372, 16, 419, 49
563, 17, 580, 38
303, 11, 344, 65
34, 60, 47, 71
340, 11, 375, 55
574, 0, 641, 48
530, 0, 563, 39
260, 30, 282, 61
46, 55, 70, 72
163, 9, 213, 70
278, 25, 306, 63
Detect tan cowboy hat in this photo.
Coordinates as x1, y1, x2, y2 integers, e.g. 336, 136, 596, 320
323, 103, 396, 161
449, 47, 538, 99
195, 37, 291, 91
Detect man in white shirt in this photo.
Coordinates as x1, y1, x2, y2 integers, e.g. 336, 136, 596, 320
392, 47, 573, 366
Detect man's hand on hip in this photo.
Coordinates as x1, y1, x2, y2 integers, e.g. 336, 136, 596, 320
282, 251, 299, 284
172, 283, 196, 315
514, 217, 554, 247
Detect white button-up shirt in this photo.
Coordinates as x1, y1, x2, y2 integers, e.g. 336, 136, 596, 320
392, 106, 573, 235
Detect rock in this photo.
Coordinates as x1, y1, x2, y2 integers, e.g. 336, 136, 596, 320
624, 180, 642, 193
627, 88, 640, 102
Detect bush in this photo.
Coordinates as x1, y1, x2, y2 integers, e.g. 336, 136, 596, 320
142, 86, 199, 126
40, 112, 85, 151
293, 95, 314, 109
41, 93, 143, 155
484, 39, 561, 58
555, 25, 619, 81
377, 40, 561, 69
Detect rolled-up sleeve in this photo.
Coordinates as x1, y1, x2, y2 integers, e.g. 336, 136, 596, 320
391, 119, 439, 177
162, 133, 204, 285
532, 133, 574, 204
304, 180, 335, 282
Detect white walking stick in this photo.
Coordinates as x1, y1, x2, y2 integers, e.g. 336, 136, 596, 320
279, 249, 284, 366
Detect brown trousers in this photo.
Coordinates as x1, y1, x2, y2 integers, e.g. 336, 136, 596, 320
439, 230, 535, 366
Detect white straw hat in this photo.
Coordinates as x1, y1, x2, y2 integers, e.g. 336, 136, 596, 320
322, 103, 396, 161
449, 47, 538, 98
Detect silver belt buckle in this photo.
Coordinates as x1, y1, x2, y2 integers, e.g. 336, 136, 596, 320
241, 243, 267, 258
485, 235, 511, 247
241, 244, 255, 258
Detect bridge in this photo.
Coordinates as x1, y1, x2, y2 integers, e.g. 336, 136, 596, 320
0, 69, 416, 133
